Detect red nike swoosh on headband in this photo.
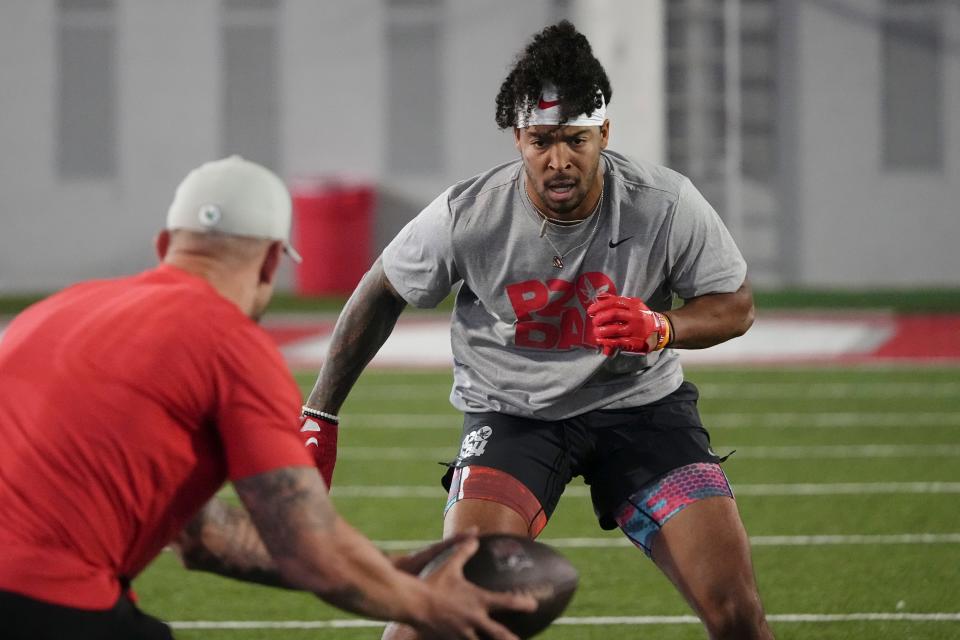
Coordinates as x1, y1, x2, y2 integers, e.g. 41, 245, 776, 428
538, 97, 561, 110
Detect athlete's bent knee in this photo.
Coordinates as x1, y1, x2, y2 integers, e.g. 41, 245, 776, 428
700, 587, 770, 640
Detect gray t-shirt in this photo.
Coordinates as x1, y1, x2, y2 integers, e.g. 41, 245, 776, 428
382, 150, 747, 420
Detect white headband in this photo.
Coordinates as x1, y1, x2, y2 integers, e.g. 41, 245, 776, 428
516, 84, 607, 128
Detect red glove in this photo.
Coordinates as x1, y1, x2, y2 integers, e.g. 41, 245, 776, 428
299, 408, 339, 489
587, 294, 672, 356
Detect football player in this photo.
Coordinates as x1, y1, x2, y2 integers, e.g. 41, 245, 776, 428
305, 21, 774, 640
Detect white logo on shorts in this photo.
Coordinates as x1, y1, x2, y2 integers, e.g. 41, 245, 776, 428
459, 425, 493, 460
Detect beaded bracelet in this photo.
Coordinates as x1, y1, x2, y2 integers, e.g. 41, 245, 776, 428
301, 406, 340, 425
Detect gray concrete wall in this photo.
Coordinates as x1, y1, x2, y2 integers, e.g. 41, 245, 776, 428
789, 0, 960, 287
2, 1, 222, 290
5, 1, 953, 292
0, 0, 569, 292
1, 0, 669, 293
573, 0, 666, 165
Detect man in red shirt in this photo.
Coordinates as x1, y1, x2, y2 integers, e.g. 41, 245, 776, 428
0, 156, 532, 640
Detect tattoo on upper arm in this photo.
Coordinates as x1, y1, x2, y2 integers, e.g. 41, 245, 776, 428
306, 260, 407, 411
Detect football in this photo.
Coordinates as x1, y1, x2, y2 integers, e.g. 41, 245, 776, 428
426, 533, 579, 639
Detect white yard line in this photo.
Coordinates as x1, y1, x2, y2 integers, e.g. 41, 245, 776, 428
704, 412, 960, 428
349, 381, 960, 400
697, 382, 960, 398
162, 531, 960, 554
340, 411, 960, 429
719, 444, 960, 458
749, 533, 960, 546
556, 612, 960, 624
169, 612, 960, 629
341, 414, 458, 428
308, 482, 960, 500
171, 620, 384, 629
733, 482, 960, 496
369, 533, 960, 551
337, 443, 960, 461
217, 481, 960, 501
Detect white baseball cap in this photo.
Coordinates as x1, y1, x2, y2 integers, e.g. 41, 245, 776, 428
167, 155, 301, 263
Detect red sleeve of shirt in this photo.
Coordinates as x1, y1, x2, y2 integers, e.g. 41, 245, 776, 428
213, 323, 314, 480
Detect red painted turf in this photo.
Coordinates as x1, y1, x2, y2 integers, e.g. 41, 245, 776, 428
872, 315, 960, 360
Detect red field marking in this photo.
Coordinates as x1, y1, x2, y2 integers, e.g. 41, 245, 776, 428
261, 318, 336, 345
872, 315, 960, 360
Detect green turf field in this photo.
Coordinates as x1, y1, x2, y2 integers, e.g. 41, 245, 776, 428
1, 287, 959, 315
135, 365, 960, 639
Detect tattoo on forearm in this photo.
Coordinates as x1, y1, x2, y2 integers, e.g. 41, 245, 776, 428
320, 583, 369, 614
234, 468, 381, 615
178, 469, 338, 590
177, 498, 291, 588
307, 263, 406, 411
182, 470, 408, 620
234, 467, 337, 555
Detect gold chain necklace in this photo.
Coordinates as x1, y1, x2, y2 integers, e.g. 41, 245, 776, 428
523, 182, 605, 269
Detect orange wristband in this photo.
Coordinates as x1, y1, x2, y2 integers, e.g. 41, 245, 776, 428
653, 312, 672, 351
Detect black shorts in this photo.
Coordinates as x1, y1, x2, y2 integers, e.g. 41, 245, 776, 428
0, 589, 174, 640
441, 381, 722, 530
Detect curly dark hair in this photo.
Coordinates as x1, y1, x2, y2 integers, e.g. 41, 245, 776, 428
494, 20, 612, 129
